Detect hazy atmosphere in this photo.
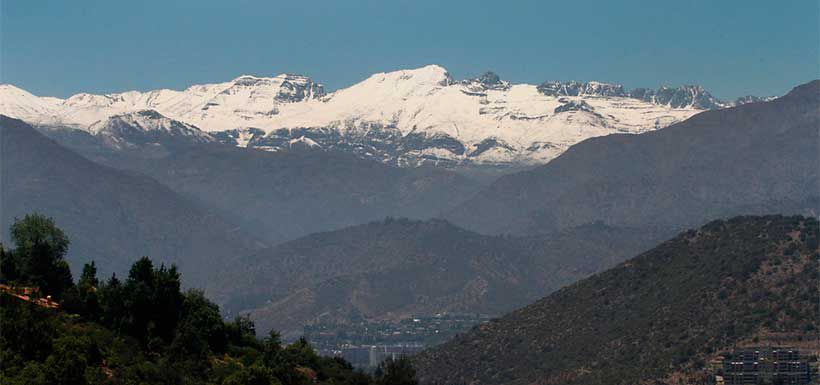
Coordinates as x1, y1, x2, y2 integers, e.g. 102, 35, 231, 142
1, 1, 818, 384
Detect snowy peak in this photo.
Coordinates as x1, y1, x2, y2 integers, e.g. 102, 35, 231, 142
635, 84, 726, 109
64, 92, 118, 108
629, 84, 727, 109
460, 71, 511, 92
538, 80, 731, 109
537, 80, 627, 97
226, 73, 325, 103
200, 73, 324, 112
343, 64, 454, 98
0, 66, 776, 168
0, 84, 63, 123
89, 109, 213, 149
734, 95, 776, 105
89, 109, 203, 135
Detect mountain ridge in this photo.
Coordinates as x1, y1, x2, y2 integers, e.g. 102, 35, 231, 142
0, 66, 771, 168
414, 215, 820, 385
216, 217, 661, 338
445, 79, 820, 235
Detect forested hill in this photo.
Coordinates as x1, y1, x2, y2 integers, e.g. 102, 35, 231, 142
414, 215, 820, 385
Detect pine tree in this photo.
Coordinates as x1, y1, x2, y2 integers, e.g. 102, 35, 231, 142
77, 262, 99, 320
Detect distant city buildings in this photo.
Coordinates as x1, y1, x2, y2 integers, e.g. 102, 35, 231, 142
315, 345, 425, 368
713, 347, 815, 385
305, 313, 493, 368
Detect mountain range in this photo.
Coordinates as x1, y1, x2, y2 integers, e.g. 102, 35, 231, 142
446, 80, 819, 235
0, 65, 771, 168
1, 68, 816, 354
220, 80, 817, 337
2, 78, 815, 340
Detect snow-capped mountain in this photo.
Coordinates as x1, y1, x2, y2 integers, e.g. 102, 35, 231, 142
89, 110, 214, 149
0, 65, 770, 166
537, 81, 730, 109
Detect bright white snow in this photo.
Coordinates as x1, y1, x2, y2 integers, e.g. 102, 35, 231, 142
0, 65, 710, 165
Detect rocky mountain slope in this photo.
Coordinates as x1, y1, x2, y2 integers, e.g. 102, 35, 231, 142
0, 116, 260, 289
88, 109, 215, 149
414, 215, 820, 385
446, 80, 819, 235
0, 66, 762, 167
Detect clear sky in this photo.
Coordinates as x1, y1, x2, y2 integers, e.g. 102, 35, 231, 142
1, 0, 817, 100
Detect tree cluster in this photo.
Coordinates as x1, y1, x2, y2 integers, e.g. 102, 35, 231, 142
1, 214, 418, 385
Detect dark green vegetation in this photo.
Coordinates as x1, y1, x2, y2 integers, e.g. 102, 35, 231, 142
414, 215, 820, 385
1, 214, 73, 300
447, 80, 819, 236
219, 218, 658, 338
0, 214, 417, 385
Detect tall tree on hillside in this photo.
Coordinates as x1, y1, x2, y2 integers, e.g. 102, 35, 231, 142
374, 357, 418, 385
8, 214, 73, 299
0, 243, 19, 282
77, 262, 100, 320
97, 273, 125, 332
122, 257, 184, 348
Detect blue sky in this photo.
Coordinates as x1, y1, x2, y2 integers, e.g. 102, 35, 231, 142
1, 0, 817, 99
